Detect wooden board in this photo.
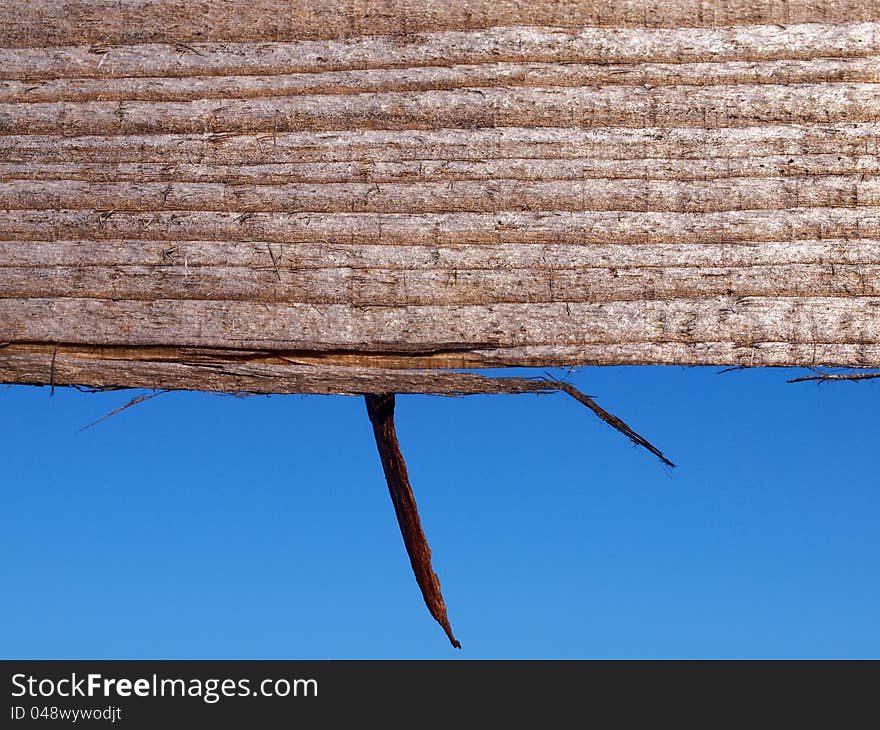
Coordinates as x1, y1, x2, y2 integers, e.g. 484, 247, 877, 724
1, 1, 879, 393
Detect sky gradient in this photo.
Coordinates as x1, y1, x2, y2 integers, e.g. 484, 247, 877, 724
2, 366, 878, 658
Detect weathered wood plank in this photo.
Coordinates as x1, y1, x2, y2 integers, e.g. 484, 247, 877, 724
1, 1, 879, 391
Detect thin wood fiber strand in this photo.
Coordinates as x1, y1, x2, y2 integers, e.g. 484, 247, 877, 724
364, 393, 461, 648
551, 379, 675, 467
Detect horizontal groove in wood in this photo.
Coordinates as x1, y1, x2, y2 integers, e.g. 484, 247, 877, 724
2, 208, 876, 245
0, 176, 876, 214
3, 83, 878, 136
3, 155, 880, 184
2, 125, 877, 165
3, 58, 880, 105
2, 24, 880, 82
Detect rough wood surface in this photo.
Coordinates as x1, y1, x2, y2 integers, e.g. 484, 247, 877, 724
0, 344, 563, 394
1, 1, 879, 392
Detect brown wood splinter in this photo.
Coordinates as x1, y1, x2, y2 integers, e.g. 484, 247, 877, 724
364, 393, 461, 649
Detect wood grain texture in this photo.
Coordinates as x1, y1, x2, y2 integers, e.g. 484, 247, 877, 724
1, 1, 879, 393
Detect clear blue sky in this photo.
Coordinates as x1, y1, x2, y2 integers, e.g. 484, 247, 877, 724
2, 366, 878, 658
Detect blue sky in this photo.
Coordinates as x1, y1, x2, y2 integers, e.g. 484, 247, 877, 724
2, 366, 878, 658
